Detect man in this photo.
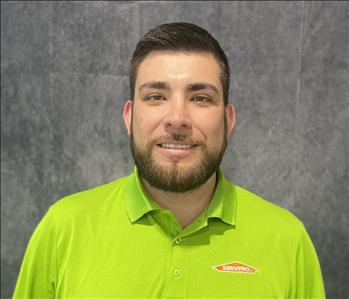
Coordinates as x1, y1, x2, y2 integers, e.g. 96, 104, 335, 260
13, 23, 325, 298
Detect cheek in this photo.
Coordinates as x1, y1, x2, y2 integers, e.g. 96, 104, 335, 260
132, 113, 155, 142
199, 117, 226, 146
195, 112, 225, 134
133, 106, 164, 136
210, 123, 225, 140
133, 109, 143, 123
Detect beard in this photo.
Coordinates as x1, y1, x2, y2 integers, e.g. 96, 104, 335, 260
130, 121, 228, 193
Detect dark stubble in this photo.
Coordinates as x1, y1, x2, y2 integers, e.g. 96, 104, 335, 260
130, 119, 228, 193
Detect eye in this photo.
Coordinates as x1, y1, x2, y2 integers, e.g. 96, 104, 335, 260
145, 94, 166, 102
191, 96, 212, 103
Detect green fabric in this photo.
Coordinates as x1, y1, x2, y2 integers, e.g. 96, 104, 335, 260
13, 168, 326, 299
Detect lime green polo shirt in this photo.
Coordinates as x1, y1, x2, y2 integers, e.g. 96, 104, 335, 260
13, 168, 325, 299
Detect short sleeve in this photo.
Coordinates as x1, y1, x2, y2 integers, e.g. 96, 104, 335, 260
287, 223, 326, 299
13, 207, 57, 299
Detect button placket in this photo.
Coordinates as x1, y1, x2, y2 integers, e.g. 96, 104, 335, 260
174, 237, 182, 245
164, 237, 187, 298
172, 267, 181, 277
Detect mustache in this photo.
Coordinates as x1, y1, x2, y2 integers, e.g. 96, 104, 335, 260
152, 134, 202, 145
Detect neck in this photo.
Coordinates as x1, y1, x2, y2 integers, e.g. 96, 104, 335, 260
142, 173, 217, 228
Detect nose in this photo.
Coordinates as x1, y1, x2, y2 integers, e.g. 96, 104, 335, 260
164, 98, 192, 136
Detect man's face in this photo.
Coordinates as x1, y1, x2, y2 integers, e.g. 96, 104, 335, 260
123, 51, 235, 192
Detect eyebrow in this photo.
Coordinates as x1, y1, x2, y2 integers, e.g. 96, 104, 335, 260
139, 81, 219, 95
139, 81, 170, 92
186, 83, 219, 95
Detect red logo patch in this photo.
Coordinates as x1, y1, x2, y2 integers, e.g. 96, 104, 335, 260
212, 261, 259, 274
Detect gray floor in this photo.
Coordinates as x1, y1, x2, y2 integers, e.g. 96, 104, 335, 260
1, 1, 348, 298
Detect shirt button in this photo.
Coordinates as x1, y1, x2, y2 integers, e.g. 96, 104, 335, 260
174, 237, 181, 245
172, 267, 182, 277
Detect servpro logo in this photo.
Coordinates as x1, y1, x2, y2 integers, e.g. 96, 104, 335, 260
212, 261, 259, 274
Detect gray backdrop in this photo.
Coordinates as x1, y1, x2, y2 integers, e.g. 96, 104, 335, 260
1, 1, 348, 298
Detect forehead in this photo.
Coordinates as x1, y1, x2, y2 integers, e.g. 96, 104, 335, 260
136, 51, 222, 90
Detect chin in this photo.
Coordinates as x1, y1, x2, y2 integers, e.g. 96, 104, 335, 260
154, 157, 201, 168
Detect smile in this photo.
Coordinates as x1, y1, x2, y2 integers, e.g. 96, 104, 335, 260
158, 143, 197, 149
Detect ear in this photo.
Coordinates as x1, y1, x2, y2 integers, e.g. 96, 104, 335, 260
225, 103, 236, 136
123, 100, 133, 136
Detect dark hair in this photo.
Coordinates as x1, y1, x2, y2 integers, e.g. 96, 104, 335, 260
129, 22, 230, 106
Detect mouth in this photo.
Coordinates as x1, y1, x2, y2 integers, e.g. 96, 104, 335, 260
155, 141, 199, 160
157, 143, 198, 150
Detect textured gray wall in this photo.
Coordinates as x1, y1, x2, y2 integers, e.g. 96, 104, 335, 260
1, 1, 348, 298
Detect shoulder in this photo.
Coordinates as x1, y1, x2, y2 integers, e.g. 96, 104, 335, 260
233, 183, 305, 234
49, 175, 130, 222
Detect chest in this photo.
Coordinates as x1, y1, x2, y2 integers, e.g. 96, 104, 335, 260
55, 221, 292, 298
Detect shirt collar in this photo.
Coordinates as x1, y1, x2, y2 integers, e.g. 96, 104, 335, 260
124, 167, 236, 226
206, 168, 236, 226
125, 167, 161, 223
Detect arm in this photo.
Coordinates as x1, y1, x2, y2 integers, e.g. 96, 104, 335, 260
13, 208, 57, 299
287, 223, 326, 299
